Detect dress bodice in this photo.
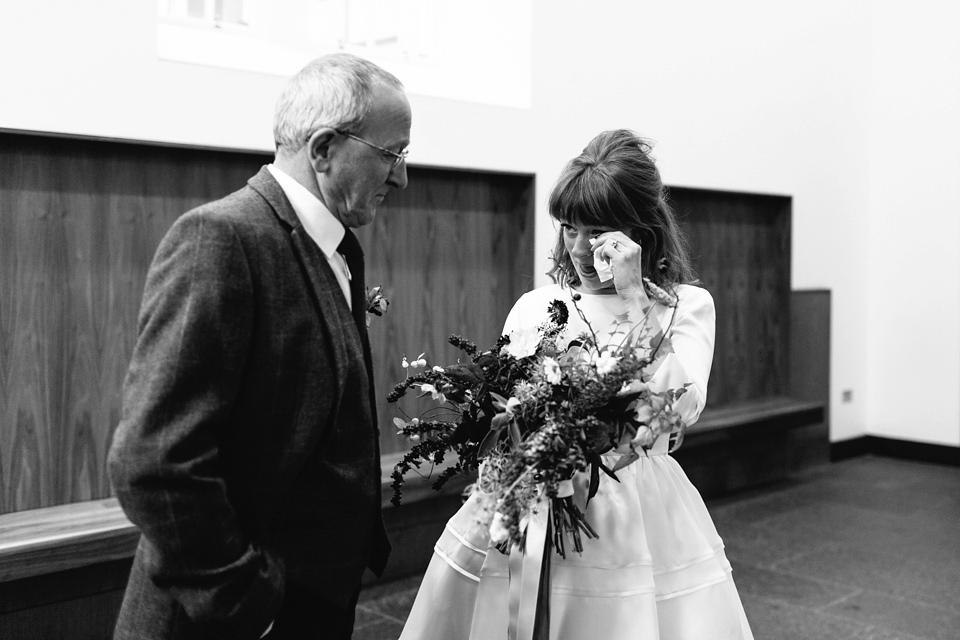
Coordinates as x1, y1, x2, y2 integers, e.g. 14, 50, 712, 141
501, 283, 716, 427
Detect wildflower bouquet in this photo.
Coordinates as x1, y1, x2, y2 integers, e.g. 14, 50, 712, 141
388, 282, 690, 554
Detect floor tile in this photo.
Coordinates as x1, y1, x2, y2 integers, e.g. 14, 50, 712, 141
359, 574, 423, 604
352, 616, 404, 640
733, 562, 861, 609
708, 480, 818, 525
355, 456, 960, 640
354, 603, 391, 629
776, 542, 960, 616
848, 626, 932, 640
757, 505, 960, 588
357, 583, 419, 623
740, 597, 867, 640
716, 517, 836, 569
711, 457, 960, 525
825, 590, 960, 640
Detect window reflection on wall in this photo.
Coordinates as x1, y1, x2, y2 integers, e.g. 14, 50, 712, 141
156, 0, 532, 109
159, 0, 247, 25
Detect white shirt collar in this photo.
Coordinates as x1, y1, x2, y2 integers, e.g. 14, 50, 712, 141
267, 164, 345, 258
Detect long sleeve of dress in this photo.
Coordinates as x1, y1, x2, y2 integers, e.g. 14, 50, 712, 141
644, 285, 716, 426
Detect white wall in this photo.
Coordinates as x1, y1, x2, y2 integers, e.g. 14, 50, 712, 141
2, 0, 958, 446
865, 1, 960, 446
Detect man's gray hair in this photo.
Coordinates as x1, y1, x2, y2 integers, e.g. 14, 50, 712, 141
273, 52, 404, 152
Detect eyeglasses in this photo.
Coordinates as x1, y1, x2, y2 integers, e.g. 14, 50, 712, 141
337, 130, 408, 169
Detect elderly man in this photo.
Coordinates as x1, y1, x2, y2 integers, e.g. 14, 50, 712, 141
108, 52, 411, 640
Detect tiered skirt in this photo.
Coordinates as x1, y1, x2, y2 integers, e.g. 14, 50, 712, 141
399, 437, 754, 640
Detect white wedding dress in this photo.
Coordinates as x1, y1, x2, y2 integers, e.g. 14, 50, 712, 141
398, 284, 754, 640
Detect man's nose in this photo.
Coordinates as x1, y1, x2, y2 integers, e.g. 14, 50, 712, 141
388, 161, 408, 190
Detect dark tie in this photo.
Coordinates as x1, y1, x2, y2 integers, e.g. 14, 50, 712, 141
337, 228, 381, 455
337, 228, 377, 387
337, 228, 367, 333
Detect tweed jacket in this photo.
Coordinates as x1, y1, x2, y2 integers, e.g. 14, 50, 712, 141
108, 167, 390, 639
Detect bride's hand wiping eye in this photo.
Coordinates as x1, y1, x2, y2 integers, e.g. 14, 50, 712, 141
591, 231, 650, 307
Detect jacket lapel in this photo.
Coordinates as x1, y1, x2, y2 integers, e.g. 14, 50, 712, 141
247, 167, 361, 390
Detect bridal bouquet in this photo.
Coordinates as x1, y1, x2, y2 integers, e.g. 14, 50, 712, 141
388, 285, 689, 555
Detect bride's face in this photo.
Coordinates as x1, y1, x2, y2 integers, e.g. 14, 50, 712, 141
561, 220, 618, 294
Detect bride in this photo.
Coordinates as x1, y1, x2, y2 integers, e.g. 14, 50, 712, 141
398, 129, 754, 640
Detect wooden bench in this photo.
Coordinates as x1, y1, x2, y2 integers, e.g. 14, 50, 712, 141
0, 468, 464, 637
0, 462, 467, 583
0, 499, 138, 585
0, 395, 823, 638
0, 395, 822, 584
675, 395, 827, 498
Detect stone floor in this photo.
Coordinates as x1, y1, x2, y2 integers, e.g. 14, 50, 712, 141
352, 455, 960, 640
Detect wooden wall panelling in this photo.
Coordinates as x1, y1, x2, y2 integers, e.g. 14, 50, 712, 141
356, 166, 535, 456
0, 133, 266, 514
787, 289, 832, 470
666, 188, 834, 496
669, 187, 792, 408
0, 132, 534, 513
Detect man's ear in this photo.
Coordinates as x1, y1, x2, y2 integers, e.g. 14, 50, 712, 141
307, 128, 338, 173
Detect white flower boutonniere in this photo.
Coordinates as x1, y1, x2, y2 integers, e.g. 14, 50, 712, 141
365, 285, 389, 327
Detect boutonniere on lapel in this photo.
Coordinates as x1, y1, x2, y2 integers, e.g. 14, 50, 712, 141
365, 285, 389, 327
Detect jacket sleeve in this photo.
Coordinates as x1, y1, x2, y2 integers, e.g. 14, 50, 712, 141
644, 285, 716, 426
108, 209, 283, 638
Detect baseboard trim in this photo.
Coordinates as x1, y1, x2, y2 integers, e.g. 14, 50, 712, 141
831, 436, 960, 466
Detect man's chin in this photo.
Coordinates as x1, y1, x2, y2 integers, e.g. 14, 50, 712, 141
345, 208, 377, 228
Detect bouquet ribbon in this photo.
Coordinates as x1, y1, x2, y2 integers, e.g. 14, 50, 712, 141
507, 479, 574, 640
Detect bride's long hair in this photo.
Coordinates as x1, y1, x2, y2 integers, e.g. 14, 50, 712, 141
547, 129, 697, 289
